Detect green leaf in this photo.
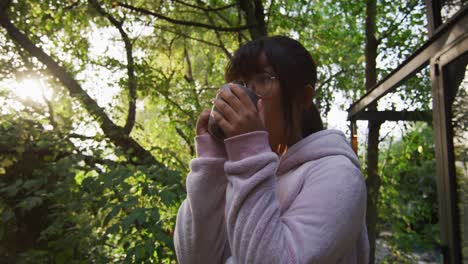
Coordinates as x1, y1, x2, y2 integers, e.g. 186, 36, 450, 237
103, 206, 121, 226
0, 179, 23, 197
160, 190, 176, 205
18, 196, 43, 211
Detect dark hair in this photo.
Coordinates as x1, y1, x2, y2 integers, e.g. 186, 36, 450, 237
225, 35, 324, 146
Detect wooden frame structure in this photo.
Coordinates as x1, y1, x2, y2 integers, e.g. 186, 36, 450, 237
348, 2, 468, 263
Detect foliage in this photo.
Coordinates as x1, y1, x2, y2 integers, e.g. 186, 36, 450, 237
378, 123, 440, 255
0, 102, 183, 262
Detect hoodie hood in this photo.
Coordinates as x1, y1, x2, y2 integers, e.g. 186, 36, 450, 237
276, 129, 360, 175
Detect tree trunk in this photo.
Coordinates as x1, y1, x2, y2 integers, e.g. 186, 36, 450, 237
365, 0, 382, 263
238, 0, 267, 39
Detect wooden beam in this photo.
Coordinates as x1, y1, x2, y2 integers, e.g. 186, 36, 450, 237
425, 0, 442, 37
353, 111, 432, 122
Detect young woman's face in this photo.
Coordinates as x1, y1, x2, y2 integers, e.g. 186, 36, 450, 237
240, 53, 288, 153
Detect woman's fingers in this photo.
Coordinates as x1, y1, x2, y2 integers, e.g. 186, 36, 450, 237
211, 111, 233, 133
229, 84, 256, 112
196, 109, 211, 136
217, 85, 243, 113
211, 83, 265, 138
212, 98, 237, 123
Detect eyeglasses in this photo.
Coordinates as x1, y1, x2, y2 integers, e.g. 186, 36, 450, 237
234, 72, 278, 98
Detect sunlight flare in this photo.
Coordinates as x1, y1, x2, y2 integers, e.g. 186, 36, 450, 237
11, 78, 52, 103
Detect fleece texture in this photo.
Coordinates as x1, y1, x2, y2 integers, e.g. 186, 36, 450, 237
174, 129, 369, 264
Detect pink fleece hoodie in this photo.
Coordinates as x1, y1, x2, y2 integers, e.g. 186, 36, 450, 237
174, 129, 369, 264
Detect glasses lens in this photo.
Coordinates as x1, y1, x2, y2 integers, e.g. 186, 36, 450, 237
233, 73, 275, 97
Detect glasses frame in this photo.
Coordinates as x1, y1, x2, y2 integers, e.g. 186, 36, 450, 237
235, 72, 278, 99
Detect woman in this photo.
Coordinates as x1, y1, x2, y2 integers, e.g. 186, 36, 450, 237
174, 36, 369, 264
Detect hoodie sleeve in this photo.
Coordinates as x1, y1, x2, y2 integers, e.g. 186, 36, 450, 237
174, 134, 230, 264
223, 131, 367, 264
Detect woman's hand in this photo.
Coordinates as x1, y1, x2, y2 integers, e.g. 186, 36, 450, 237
196, 109, 211, 136
211, 84, 265, 139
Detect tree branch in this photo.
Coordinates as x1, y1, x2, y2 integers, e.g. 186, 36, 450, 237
317, 69, 346, 91
171, 0, 236, 12
238, 0, 267, 39
68, 133, 98, 140
65, 1, 80, 10
149, 67, 194, 118
79, 153, 131, 167
150, 145, 189, 172
377, 2, 418, 43
237, 4, 243, 45
175, 126, 195, 157
175, 0, 249, 42
41, 88, 58, 130
89, 0, 136, 135
154, 25, 232, 58
160, 89, 193, 117
183, 43, 194, 83
196, 0, 232, 59
213, 11, 249, 42
379, 123, 395, 143
0, 12, 160, 165
182, 42, 202, 112
116, 1, 250, 32
196, 86, 218, 95
10, 92, 58, 131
